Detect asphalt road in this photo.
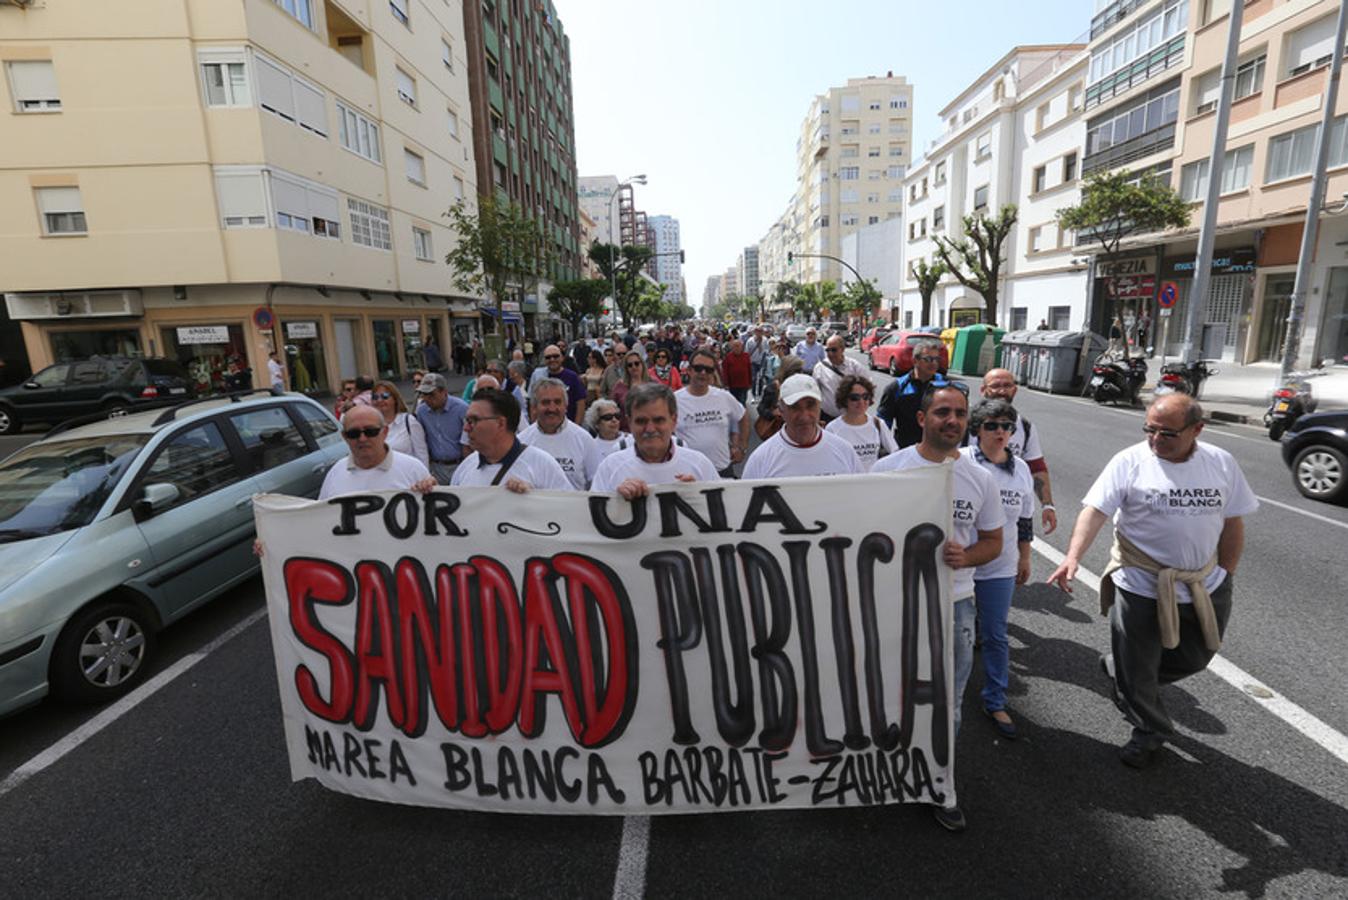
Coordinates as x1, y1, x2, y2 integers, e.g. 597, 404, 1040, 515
2, 354, 1347, 898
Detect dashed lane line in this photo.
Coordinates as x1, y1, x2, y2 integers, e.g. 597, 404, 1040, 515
1031, 538, 1348, 767
611, 815, 651, 899
0, 608, 268, 800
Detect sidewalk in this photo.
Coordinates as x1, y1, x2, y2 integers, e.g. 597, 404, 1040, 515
1157, 360, 1348, 425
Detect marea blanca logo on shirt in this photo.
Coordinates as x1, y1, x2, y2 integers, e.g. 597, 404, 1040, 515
1146, 486, 1225, 516
952, 498, 977, 523
685, 409, 729, 426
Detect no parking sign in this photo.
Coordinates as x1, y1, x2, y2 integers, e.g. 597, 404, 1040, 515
1158, 281, 1178, 317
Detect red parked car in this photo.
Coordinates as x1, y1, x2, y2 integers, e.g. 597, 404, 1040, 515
868, 331, 948, 376
859, 326, 891, 352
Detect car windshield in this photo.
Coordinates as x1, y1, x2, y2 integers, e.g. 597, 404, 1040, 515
0, 435, 149, 541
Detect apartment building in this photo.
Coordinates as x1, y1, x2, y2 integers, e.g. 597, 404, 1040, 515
757, 200, 799, 320
703, 274, 721, 313
577, 174, 619, 244
793, 74, 914, 285
648, 214, 683, 303
0, 0, 480, 393
462, 0, 580, 339
736, 245, 760, 300
899, 46, 1085, 329
577, 207, 599, 278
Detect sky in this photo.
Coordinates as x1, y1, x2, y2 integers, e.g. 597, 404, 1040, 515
556, 0, 1091, 305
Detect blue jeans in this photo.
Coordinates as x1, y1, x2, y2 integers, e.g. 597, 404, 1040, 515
952, 596, 976, 736
974, 576, 1016, 713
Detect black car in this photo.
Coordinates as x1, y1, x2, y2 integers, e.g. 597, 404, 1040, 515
1281, 408, 1348, 504
0, 357, 196, 435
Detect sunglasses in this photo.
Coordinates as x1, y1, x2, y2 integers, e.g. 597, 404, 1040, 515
848, 393, 872, 402
464, 414, 502, 427
1143, 424, 1190, 439
598, 413, 619, 421
916, 355, 941, 363
343, 426, 382, 439
373, 391, 394, 400
981, 421, 1015, 432
691, 364, 716, 374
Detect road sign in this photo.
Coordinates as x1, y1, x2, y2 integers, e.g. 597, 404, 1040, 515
1158, 281, 1179, 308
1159, 307, 1173, 318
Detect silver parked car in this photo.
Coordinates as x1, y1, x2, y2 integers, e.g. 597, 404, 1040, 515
0, 391, 348, 718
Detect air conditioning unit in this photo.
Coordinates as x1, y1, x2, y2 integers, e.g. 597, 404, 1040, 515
3, 289, 144, 320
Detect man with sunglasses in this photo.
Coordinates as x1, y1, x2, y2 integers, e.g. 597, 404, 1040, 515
793, 327, 827, 370
529, 344, 587, 424
813, 335, 867, 422
877, 341, 949, 449
1048, 394, 1257, 770
318, 405, 437, 500
675, 349, 748, 478
415, 373, 469, 485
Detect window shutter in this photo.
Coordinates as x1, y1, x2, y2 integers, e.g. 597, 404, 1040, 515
294, 78, 327, 135
271, 172, 310, 216
396, 69, 416, 103
36, 186, 82, 214
1287, 15, 1336, 71
307, 186, 340, 224
215, 170, 267, 221
1195, 70, 1220, 112
8, 61, 59, 102
256, 55, 295, 120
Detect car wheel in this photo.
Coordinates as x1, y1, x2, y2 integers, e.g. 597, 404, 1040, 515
1293, 445, 1348, 504
889, 357, 899, 377
102, 398, 130, 417
0, 405, 18, 435
50, 602, 156, 704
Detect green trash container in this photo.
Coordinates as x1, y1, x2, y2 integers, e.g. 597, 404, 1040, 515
950, 324, 1006, 377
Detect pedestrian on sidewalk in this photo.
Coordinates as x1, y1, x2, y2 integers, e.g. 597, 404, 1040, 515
1047, 394, 1257, 769
415, 373, 469, 484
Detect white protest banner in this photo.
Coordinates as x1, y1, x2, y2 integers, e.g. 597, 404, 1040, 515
255, 469, 955, 815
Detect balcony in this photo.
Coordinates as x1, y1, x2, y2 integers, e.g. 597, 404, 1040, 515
1085, 35, 1184, 110
1090, 0, 1147, 40
1082, 122, 1176, 175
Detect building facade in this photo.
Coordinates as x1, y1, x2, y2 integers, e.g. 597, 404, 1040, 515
736, 245, 760, 301
840, 216, 905, 325
1, 0, 481, 393
577, 174, 619, 244
648, 214, 683, 303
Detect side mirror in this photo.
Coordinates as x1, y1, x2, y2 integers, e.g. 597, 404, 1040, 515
133, 482, 180, 521
23, 381, 39, 390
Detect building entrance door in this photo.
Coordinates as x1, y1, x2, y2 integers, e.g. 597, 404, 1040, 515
333, 319, 358, 380
1318, 266, 1348, 367
1256, 276, 1295, 362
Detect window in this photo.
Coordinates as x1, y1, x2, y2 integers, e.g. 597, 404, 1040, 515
215, 168, 268, 228
886, 165, 903, 179
973, 184, 989, 212
1063, 151, 1078, 182
889, 145, 903, 157
230, 408, 308, 473
1179, 147, 1254, 199
841, 213, 859, 226
868, 123, 881, 135
337, 100, 382, 163
867, 146, 881, 157
446, 107, 460, 139
348, 197, 392, 250
933, 206, 945, 230
255, 54, 326, 136
390, 0, 410, 26
890, 96, 907, 109
841, 145, 859, 158
1088, 0, 1187, 85
887, 189, 902, 203
293, 79, 327, 136
1085, 83, 1180, 156
866, 192, 880, 203
395, 68, 417, 107
199, 54, 250, 108
294, 404, 342, 449
1285, 14, 1340, 78
442, 39, 455, 72
1028, 225, 1042, 253
975, 132, 992, 159
889, 121, 906, 135
404, 148, 426, 186
271, 169, 341, 237
1193, 69, 1220, 115
145, 423, 242, 511
1233, 55, 1265, 101
7, 60, 60, 111
1049, 306, 1071, 330
1036, 101, 1050, 131
413, 227, 433, 261
933, 161, 946, 185
36, 187, 87, 235
840, 94, 860, 112
840, 166, 859, 180
272, 0, 314, 30
1266, 123, 1320, 183
840, 188, 858, 203
868, 215, 880, 225
453, 176, 465, 200
1033, 165, 1047, 193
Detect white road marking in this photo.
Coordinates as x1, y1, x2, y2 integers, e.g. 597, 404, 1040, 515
1030, 539, 1348, 767
611, 815, 651, 899
0, 608, 267, 800
1254, 494, 1348, 531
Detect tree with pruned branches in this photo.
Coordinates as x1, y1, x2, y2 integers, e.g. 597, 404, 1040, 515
933, 204, 1017, 328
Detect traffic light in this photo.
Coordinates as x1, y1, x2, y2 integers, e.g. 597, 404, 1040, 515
786, 252, 794, 265
679, 250, 686, 263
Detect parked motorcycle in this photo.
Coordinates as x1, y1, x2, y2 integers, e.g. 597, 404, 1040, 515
1264, 371, 1321, 441
1088, 351, 1148, 406
1154, 359, 1217, 399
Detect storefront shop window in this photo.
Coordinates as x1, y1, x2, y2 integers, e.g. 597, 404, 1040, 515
50, 329, 142, 362
1320, 267, 1348, 366
401, 319, 424, 373
160, 324, 246, 394
371, 319, 400, 380
282, 320, 328, 394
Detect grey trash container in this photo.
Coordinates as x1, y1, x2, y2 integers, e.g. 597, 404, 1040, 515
1000, 330, 1033, 384
1040, 330, 1108, 393
1022, 331, 1058, 391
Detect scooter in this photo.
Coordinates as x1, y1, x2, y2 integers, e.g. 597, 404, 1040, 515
1264, 371, 1321, 441
1088, 350, 1148, 406
1154, 359, 1217, 399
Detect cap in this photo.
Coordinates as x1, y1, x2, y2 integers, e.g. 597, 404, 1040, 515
417, 372, 447, 394
779, 373, 822, 407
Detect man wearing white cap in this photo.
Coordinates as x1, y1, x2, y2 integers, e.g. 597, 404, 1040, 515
742, 373, 861, 479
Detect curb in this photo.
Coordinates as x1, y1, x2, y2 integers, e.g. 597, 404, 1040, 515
1208, 409, 1253, 425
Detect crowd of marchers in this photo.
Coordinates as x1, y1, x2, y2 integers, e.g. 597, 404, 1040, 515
292, 320, 1256, 837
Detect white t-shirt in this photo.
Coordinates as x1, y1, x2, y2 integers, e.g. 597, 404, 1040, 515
960, 446, 1034, 580
873, 446, 1003, 599
385, 411, 428, 467
591, 443, 720, 492
450, 443, 574, 490
518, 419, 603, 490
962, 414, 1043, 462
318, 449, 430, 500
825, 415, 898, 472
1083, 441, 1258, 602
267, 358, 285, 388
812, 356, 868, 418
594, 434, 630, 458
742, 428, 861, 480
674, 387, 745, 471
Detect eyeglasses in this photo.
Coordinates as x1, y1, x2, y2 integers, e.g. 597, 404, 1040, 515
464, 414, 503, 427
827, 345, 843, 352
343, 426, 382, 440
626, 362, 643, 369
656, 355, 668, 361
981, 421, 1015, 432
691, 364, 716, 374
916, 355, 941, 364
598, 413, 620, 421
1143, 424, 1190, 439
372, 391, 394, 400
848, 393, 872, 402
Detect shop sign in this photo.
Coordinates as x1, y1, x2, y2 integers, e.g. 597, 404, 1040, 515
501, 301, 522, 313
1096, 256, 1154, 278
522, 293, 538, 312
286, 321, 318, 339
402, 319, 421, 334
176, 325, 231, 345
1163, 248, 1256, 278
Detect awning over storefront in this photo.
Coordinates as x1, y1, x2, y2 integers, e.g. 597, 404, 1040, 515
480, 307, 523, 324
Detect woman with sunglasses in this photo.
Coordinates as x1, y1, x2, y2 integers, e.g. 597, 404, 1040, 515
824, 374, 896, 472
960, 397, 1034, 740
371, 379, 429, 468
584, 349, 607, 405
610, 352, 648, 432
584, 398, 628, 457
649, 348, 683, 390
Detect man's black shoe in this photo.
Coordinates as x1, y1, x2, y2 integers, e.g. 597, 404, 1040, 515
1119, 738, 1157, 769
932, 805, 967, 832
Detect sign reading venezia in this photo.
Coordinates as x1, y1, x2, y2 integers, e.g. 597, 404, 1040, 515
255, 469, 957, 815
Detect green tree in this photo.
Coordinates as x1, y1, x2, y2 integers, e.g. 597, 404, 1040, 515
912, 258, 947, 327
773, 280, 801, 318
1055, 169, 1191, 337
444, 196, 554, 326
933, 204, 1018, 327
588, 242, 654, 329
844, 278, 881, 324
793, 283, 823, 321
547, 278, 609, 334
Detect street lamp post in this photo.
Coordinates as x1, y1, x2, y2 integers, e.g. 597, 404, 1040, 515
606, 174, 647, 332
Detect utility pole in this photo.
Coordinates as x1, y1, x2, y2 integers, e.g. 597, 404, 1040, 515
1279, 0, 1348, 380
1182, 0, 1243, 365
